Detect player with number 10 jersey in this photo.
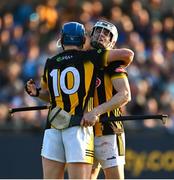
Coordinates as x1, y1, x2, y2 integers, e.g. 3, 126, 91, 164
41, 48, 121, 129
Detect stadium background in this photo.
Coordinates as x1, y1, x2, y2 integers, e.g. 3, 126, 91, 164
0, 0, 174, 178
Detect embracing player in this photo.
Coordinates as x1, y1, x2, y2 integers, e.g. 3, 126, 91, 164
85, 20, 132, 179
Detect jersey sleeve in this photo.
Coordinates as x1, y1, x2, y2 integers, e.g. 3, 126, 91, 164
106, 62, 128, 80
40, 58, 49, 90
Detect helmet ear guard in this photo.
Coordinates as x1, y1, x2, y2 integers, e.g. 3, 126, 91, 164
82, 36, 86, 45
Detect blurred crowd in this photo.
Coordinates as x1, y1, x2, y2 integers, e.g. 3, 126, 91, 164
0, 0, 174, 132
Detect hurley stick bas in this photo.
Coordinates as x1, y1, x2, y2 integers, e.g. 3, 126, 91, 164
8, 105, 168, 126
9, 105, 50, 114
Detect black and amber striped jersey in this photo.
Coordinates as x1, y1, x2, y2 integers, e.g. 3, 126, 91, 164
93, 62, 128, 136
40, 49, 114, 128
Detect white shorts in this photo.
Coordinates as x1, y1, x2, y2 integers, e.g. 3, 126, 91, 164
93, 134, 125, 169
41, 126, 94, 164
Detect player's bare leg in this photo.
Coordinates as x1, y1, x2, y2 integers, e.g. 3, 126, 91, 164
67, 162, 92, 179
91, 164, 101, 179
42, 157, 65, 179
104, 165, 124, 179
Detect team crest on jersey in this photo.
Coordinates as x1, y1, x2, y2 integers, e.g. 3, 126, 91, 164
96, 77, 101, 88
115, 67, 126, 73
97, 49, 102, 54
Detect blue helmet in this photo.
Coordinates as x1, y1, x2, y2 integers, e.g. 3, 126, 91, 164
61, 22, 86, 47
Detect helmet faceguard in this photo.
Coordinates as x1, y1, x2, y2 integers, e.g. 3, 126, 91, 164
90, 20, 118, 49
61, 22, 86, 48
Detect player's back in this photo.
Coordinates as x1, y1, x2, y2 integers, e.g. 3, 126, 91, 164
41, 49, 107, 116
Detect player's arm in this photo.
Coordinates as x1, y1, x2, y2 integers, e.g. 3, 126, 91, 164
81, 75, 131, 126
25, 79, 50, 102
107, 48, 134, 67
93, 76, 131, 116
26, 48, 63, 102
25, 58, 51, 102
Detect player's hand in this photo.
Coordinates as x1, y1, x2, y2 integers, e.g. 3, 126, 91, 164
80, 111, 99, 127
25, 79, 38, 96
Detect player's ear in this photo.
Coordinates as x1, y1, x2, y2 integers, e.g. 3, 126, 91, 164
82, 36, 86, 44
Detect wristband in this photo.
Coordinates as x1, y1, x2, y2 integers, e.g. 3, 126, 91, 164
35, 87, 41, 97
